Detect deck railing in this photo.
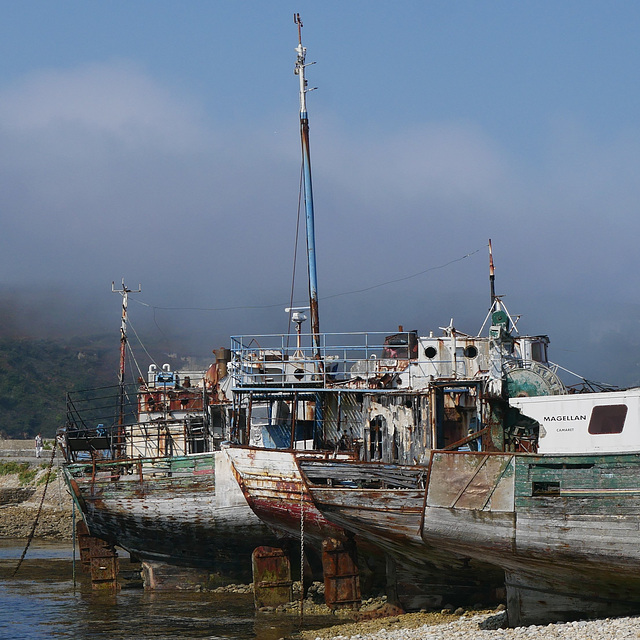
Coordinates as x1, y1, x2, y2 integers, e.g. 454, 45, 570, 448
230, 331, 486, 389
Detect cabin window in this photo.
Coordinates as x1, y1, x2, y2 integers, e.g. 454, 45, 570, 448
588, 404, 627, 435
424, 346, 437, 359
532, 481, 560, 496
531, 342, 547, 363
382, 332, 418, 359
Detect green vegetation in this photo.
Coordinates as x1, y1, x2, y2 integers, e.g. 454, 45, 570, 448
0, 460, 27, 476
0, 460, 57, 486
0, 334, 203, 439
19, 467, 38, 485
36, 468, 56, 486
0, 461, 38, 485
0, 336, 118, 439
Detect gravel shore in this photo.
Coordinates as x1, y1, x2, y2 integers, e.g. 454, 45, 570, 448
301, 610, 640, 640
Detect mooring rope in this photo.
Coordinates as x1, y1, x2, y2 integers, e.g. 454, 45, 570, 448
12, 443, 57, 577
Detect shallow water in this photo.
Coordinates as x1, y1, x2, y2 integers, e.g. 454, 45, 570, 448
0, 540, 334, 640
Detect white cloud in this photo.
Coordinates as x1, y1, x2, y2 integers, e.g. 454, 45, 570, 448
0, 60, 205, 152
309, 117, 513, 212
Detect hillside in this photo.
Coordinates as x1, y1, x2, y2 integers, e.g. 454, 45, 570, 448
0, 336, 118, 439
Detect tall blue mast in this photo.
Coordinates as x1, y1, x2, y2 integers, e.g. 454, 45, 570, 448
294, 14, 321, 359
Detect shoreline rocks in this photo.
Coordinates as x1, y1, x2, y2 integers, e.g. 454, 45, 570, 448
0, 504, 74, 540
0, 461, 74, 540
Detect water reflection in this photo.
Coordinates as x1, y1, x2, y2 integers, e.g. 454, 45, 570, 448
0, 540, 335, 640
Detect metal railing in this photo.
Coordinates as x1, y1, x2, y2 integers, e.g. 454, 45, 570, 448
230, 331, 421, 388
230, 331, 491, 390
61, 385, 214, 463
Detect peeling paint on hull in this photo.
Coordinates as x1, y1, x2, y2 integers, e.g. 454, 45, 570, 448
421, 451, 640, 625
301, 459, 504, 609
63, 450, 279, 581
224, 446, 347, 545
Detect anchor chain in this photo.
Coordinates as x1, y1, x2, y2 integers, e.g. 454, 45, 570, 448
12, 442, 57, 577
299, 476, 305, 626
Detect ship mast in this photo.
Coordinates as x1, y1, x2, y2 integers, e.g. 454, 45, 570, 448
112, 279, 141, 432
294, 14, 321, 362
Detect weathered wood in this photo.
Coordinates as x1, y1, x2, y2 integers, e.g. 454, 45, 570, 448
303, 458, 505, 610
62, 449, 280, 584
426, 452, 515, 511
302, 459, 426, 488
225, 446, 351, 544
420, 450, 640, 626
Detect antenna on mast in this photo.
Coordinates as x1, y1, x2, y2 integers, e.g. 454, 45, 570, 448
294, 12, 303, 44
489, 238, 496, 306
477, 241, 518, 336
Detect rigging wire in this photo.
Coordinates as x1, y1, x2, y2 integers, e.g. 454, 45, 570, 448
127, 317, 157, 376
129, 248, 481, 314
321, 249, 480, 301
286, 162, 305, 347
125, 341, 145, 385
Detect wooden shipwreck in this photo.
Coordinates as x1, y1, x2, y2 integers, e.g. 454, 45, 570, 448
59, 292, 280, 589
419, 389, 640, 626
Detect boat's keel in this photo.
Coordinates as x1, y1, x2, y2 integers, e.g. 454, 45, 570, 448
506, 569, 640, 627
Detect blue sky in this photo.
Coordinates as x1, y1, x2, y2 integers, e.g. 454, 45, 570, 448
1, 1, 640, 386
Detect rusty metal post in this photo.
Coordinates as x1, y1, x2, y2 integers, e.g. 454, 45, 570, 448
252, 546, 293, 608
322, 537, 361, 610
87, 535, 120, 591
76, 520, 92, 573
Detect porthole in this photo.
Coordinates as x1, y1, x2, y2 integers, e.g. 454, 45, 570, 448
424, 346, 437, 359
464, 345, 478, 359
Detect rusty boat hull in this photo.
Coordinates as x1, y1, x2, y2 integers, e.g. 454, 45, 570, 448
421, 450, 640, 626
63, 449, 279, 585
223, 445, 390, 593
300, 458, 505, 610
223, 445, 350, 545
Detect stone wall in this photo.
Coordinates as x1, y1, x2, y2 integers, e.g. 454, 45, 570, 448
0, 488, 35, 505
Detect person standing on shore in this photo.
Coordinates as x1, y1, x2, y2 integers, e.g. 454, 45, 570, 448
35, 433, 43, 458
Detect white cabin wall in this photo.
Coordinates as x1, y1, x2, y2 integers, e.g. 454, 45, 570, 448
512, 389, 640, 454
